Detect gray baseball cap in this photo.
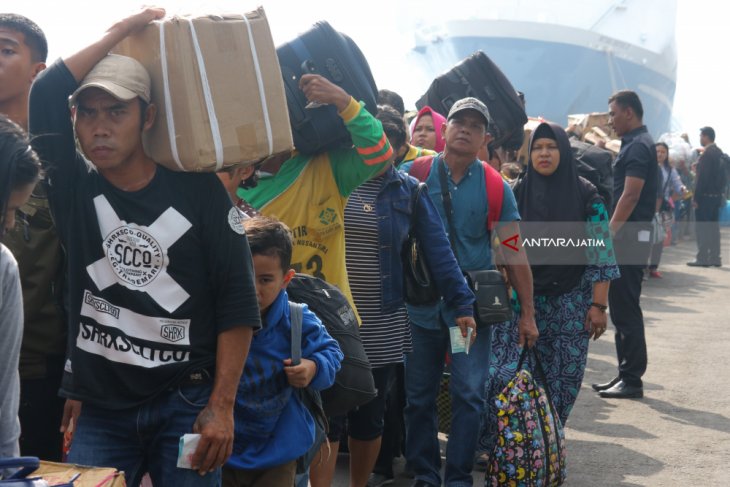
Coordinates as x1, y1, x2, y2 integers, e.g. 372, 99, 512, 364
69, 54, 151, 107
447, 97, 490, 128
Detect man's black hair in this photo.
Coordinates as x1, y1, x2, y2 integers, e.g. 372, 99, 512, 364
376, 105, 407, 151
608, 90, 643, 120
377, 89, 405, 116
243, 216, 293, 271
700, 126, 716, 142
0, 14, 48, 63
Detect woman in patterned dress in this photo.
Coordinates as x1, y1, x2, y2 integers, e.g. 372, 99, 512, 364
478, 122, 620, 456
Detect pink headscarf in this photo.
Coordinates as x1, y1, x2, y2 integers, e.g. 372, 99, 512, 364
409, 106, 446, 152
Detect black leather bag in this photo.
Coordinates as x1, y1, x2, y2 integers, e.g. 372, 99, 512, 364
465, 270, 512, 325
402, 183, 440, 306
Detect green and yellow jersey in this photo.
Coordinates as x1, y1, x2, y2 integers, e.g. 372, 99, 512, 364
239, 98, 393, 318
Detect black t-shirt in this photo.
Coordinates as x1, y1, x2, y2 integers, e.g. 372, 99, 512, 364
29, 60, 261, 408
612, 126, 658, 223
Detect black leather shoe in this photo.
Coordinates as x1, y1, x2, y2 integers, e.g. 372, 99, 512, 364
711, 261, 722, 267
591, 376, 620, 392
687, 261, 710, 267
599, 380, 643, 399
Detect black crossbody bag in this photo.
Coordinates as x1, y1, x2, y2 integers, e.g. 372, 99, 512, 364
437, 161, 512, 325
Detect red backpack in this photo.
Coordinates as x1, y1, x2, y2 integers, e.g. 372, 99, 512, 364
409, 155, 504, 231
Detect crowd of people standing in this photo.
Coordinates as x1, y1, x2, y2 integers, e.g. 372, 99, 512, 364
1, 7, 728, 487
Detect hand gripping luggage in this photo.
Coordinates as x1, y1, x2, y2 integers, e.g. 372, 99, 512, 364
277, 21, 378, 155
416, 51, 527, 151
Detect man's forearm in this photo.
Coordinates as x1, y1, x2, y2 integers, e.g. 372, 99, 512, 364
610, 193, 639, 233
208, 326, 253, 409
64, 8, 164, 82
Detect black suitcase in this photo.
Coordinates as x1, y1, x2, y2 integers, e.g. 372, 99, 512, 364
416, 51, 527, 151
277, 21, 378, 155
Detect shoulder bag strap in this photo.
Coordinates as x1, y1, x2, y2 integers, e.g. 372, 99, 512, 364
289, 302, 304, 366
437, 156, 460, 261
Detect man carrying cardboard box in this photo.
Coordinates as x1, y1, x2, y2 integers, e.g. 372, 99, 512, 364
29, 8, 261, 485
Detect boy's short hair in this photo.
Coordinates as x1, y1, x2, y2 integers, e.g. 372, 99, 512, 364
243, 216, 293, 271
0, 14, 48, 63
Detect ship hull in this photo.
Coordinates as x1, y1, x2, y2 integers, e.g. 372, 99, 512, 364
413, 35, 676, 137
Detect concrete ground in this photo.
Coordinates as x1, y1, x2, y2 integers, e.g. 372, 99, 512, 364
333, 227, 730, 486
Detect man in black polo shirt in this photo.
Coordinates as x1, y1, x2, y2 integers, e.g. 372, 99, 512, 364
593, 90, 657, 399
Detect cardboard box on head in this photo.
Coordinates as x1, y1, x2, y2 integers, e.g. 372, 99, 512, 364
114, 8, 293, 172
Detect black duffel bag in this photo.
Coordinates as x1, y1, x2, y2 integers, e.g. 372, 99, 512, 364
277, 21, 378, 155
416, 51, 526, 151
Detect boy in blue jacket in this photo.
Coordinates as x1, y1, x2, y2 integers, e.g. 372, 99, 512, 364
224, 216, 343, 487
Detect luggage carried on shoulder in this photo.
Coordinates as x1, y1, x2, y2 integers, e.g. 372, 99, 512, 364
287, 274, 376, 417
416, 51, 527, 151
277, 21, 379, 155
113, 8, 293, 172
486, 348, 566, 487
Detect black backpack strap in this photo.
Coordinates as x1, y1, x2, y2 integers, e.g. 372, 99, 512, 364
289, 302, 304, 366
436, 156, 459, 259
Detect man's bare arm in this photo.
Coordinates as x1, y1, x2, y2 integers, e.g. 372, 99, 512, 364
610, 176, 646, 234
191, 325, 253, 474
64, 8, 165, 82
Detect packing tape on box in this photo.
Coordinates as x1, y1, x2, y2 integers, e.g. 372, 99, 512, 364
159, 22, 184, 171
241, 13, 274, 157
158, 15, 274, 171
186, 18, 224, 170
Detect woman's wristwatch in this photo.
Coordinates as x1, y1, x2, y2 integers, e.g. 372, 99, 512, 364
591, 302, 608, 312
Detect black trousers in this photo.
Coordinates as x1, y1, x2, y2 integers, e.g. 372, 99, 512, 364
609, 236, 651, 387
373, 363, 406, 478
19, 356, 66, 461
695, 197, 722, 264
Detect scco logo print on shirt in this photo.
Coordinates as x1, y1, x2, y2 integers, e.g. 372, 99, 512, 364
86, 195, 192, 313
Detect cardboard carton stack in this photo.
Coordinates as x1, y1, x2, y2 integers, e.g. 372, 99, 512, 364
114, 8, 293, 172
567, 112, 620, 154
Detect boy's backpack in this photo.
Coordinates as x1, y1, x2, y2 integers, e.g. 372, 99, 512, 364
409, 155, 504, 232
287, 274, 376, 417
289, 302, 328, 475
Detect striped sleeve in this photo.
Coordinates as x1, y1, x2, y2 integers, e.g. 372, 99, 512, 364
331, 97, 394, 197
